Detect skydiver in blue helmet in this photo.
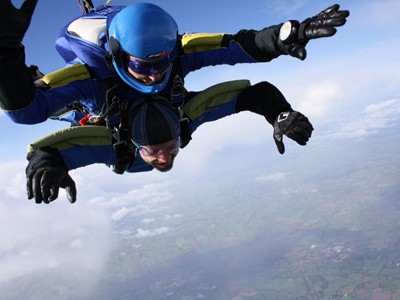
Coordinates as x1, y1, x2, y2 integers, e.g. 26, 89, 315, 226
0, 1, 349, 203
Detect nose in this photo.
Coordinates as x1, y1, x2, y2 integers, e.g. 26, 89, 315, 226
148, 73, 164, 83
156, 151, 172, 163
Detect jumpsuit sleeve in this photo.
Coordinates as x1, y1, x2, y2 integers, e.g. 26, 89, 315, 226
27, 126, 152, 173
179, 24, 283, 74
183, 79, 292, 134
27, 126, 117, 170
227, 24, 283, 62
2, 59, 105, 125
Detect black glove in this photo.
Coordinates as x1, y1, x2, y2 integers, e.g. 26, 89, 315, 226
0, 0, 38, 48
26, 147, 77, 204
273, 111, 314, 154
278, 4, 350, 60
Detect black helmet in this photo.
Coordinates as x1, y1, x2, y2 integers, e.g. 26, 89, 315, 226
129, 98, 180, 145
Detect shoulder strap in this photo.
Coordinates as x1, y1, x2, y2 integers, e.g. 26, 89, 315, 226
100, 78, 133, 174
166, 57, 193, 148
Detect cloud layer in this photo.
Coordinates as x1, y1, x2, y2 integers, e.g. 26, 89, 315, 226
0, 1, 399, 298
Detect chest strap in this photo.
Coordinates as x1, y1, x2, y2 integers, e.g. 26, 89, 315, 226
170, 69, 192, 148
104, 79, 134, 174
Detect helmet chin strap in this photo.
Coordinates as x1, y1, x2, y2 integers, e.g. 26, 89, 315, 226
107, 36, 120, 58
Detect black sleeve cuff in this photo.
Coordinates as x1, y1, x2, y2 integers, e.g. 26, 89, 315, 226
225, 25, 282, 62
235, 81, 292, 124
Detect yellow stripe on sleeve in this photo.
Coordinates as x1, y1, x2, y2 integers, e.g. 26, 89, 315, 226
41, 64, 92, 89
181, 33, 225, 53
27, 126, 112, 153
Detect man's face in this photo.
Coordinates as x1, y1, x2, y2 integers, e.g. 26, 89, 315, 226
137, 138, 180, 172
126, 55, 170, 85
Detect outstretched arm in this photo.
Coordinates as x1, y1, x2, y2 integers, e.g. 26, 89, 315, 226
230, 4, 349, 61
24, 125, 153, 204
0, 0, 38, 111
182, 80, 313, 154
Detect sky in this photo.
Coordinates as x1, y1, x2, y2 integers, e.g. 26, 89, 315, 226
0, 0, 400, 297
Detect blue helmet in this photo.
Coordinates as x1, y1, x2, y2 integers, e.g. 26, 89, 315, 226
107, 3, 178, 94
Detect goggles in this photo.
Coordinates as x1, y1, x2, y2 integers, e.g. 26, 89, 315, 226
127, 55, 171, 76
135, 138, 181, 157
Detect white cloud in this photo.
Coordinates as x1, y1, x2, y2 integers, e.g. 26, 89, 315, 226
85, 182, 176, 221
0, 162, 114, 288
0, 161, 27, 199
175, 111, 270, 173
186, 36, 399, 132
164, 214, 184, 220
256, 172, 287, 182
0, 203, 113, 287
70, 239, 84, 249
111, 207, 134, 221
141, 218, 156, 223
0, 2, 398, 297
135, 227, 170, 238
320, 98, 400, 140
364, 98, 400, 116
295, 81, 343, 119
89, 182, 173, 208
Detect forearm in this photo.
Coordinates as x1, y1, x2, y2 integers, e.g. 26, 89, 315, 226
235, 81, 292, 124
183, 80, 251, 132
227, 24, 283, 62
0, 46, 36, 111
5, 63, 101, 124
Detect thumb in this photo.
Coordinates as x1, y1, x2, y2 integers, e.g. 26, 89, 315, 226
64, 175, 77, 204
26, 175, 34, 199
20, 0, 38, 18
273, 131, 285, 155
288, 44, 307, 61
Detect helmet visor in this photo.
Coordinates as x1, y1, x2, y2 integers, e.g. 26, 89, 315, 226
127, 55, 171, 76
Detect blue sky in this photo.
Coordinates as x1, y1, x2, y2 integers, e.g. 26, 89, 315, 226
1, 0, 399, 162
0, 0, 399, 295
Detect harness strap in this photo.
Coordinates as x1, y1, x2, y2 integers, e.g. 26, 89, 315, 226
170, 74, 184, 105
169, 59, 192, 148
101, 78, 134, 174
101, 78, 123, 127
177, 106, 192, 148
111, 126, 132, 174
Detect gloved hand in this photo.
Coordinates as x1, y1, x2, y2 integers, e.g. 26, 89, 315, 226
278, 4, 350, 60
0, 0, 38, 48
26, 147, 77, 204
273, 111, 314, 154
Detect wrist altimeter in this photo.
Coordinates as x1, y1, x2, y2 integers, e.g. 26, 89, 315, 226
279, 20, 300, 44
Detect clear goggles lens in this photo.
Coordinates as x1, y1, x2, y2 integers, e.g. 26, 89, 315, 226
136, 138, 181, 157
